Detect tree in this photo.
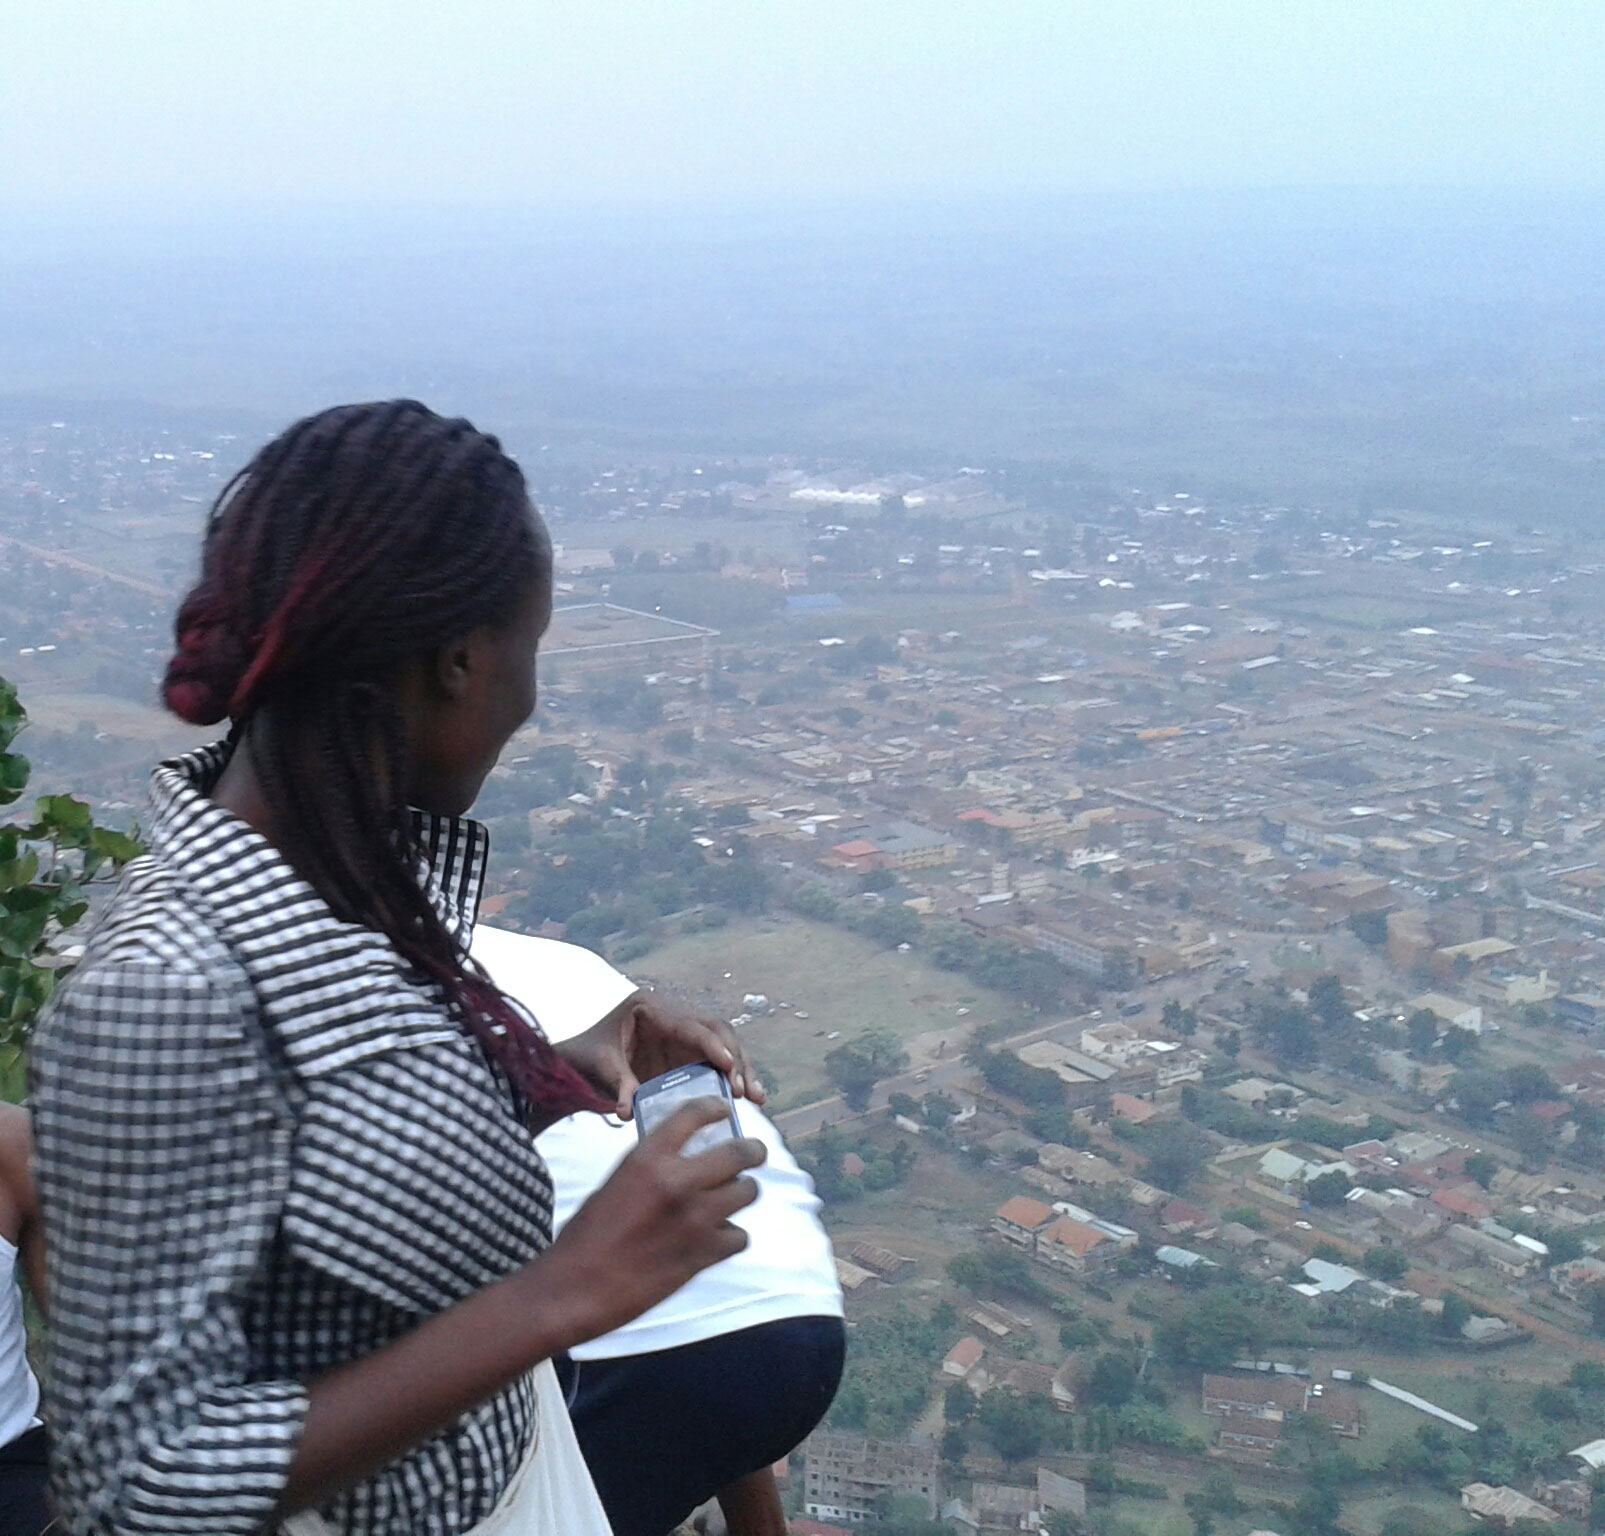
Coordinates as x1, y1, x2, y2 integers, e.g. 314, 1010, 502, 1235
1290, 1482, 1343, 1536
0, 679, 141, 1098
1406, 1008, 1439, 1056
1349, 910, 1388, 946
1363, 1245, 1410, 1283
1503, 1061, 1558, 1104
1309, 974, 1351, 1032
945, 1247, 1041, 1302
1451, 1070, 1504, 1126
1305, 1170, 1351, 1207
1162, 998, 1199, 1037
1464, 1151, 1498, 1189
1439, 1291, 1471, 1337
1379, 1506, 1454, 1536
1085, 1352, 1138, 1407
944, 1381, 977, 1424
1534, 1385, 1579, 1421
1059, 1317, 1101, 1351
887, 1091, 920, 1121
824, 1028, 909, 1111
1570, 1360, 1605, 1396
1441, 1026, 1479, 1064
1141, 1121, 1214, 1194
977, 1389, 1065, 1464
1511, 1111, 1553, 1169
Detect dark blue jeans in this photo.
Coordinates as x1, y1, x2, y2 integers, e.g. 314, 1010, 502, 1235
558, 1315, 846, 1536
0, 1425, 50, 1536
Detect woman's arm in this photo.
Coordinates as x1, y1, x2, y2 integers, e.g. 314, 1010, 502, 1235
34, 961, 764, 1534
280, 1099, 762, 1515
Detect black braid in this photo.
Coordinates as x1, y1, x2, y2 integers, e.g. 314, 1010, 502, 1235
164, 400, 608, 1119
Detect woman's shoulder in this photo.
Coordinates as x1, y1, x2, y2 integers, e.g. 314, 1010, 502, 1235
81, 851, 241, 969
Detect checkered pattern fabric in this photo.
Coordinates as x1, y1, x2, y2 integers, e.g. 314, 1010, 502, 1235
30, 743, 552, 1536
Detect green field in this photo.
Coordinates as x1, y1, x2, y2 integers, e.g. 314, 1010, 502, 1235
631, 913, 1023, 1106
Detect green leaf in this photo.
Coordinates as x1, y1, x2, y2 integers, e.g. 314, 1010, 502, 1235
30, 794, 93, 849
0, 852, 38, 892
89, 826, 142, 865
0, 679, 24, 755
36, 794, 92, 832
0, 905, 50, 960
0, 753, 30, 806
54, 900, 88, 930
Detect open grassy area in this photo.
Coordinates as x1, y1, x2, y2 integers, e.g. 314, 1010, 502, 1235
631, 913, 1023, 1106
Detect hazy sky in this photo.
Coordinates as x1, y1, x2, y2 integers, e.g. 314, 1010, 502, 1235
3, 1, 1603, 209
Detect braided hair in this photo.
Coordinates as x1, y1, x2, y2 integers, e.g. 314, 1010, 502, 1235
163, 400, 608, 1119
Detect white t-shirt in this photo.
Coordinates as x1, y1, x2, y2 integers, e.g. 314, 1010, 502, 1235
471, 927, 843, 1361
0, 1233, 40, 1447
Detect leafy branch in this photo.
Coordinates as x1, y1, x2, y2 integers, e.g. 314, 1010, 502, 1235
0, 678, 141, 1095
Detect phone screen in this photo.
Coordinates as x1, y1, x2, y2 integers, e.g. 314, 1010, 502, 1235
634, 1065, 740, 1155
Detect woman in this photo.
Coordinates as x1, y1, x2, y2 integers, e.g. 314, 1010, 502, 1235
29, 400, 767, 1536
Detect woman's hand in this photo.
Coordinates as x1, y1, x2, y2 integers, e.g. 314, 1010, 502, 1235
529, 1099, 766, 1347
558, 990, 765, 1119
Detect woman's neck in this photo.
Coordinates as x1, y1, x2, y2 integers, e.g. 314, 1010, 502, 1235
209, 731, 280, 844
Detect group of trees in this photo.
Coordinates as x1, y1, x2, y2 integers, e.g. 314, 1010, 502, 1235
782, 886, 1076, 1014
1247, 974, 1380, 1078
1382, 1407, 1590, 1501
783, 882, 922, 952
1403, 1007, 1478, 1064
1152, 1289, 1260, 1370
510, 797, 771, 945
798, 1120, 916, 1200
942, 1382, 1072, 1465
945, 1246, 1052, 1307
967, 1038, 1070, 1111
825, 1303, 952, 1438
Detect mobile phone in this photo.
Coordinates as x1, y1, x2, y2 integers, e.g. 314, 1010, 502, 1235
632, 1062, 742, 1155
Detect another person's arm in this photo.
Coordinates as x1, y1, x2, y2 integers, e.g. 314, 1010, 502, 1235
556, 988, 765, 1122
0, 1102, 44, 1313
714, 1466, 789, 1536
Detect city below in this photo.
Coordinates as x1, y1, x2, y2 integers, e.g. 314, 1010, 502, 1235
8, 416, 1605, 1536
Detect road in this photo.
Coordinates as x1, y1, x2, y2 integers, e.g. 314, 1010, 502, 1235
0, 534, 171, 599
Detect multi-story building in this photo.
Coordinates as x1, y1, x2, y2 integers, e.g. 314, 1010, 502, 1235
991, 1196, 1054, 1247
870, 820, 959, 870
804, 1433, 939, 1524
1027, 920, 1129, 982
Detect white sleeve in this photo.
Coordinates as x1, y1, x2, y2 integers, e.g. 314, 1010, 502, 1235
471, 927, 639, 1044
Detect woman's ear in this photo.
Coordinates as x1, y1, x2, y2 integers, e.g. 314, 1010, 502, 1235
430, 635, 478, 703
